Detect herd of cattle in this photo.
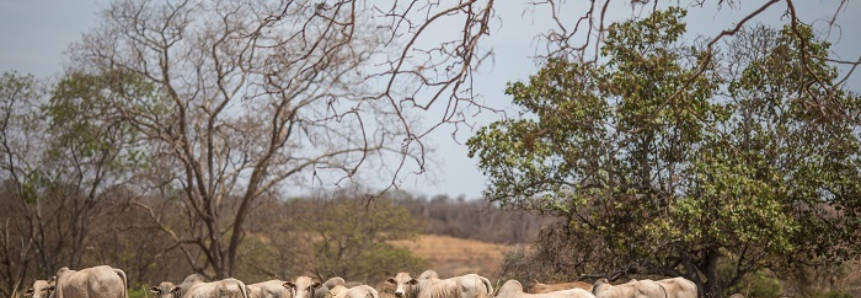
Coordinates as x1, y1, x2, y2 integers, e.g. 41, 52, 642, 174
23, 265, 706, 298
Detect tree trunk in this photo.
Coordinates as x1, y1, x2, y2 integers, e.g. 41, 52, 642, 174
702, 248, 721, 298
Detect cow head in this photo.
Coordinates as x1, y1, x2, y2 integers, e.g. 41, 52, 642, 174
591, 278, 610, 296
284, 276, 321, 298
150, 282, 182, 298
326, 285, 348, 298
25, 280, 55, 298
524, 280, 539, 293
385, 273, 418, 298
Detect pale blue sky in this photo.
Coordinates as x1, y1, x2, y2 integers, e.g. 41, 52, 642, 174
2, 0, 859, 199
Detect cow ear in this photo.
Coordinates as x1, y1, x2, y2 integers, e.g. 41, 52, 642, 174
150, 286, 161, 293
312, 282, 322, 289
385, 279, 395, 285
24, 288, 34, 296
284, 282, 295, 289
408, 279, 418, 285
172, 286, 182, 293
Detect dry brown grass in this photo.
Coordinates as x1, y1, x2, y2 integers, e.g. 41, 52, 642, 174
389, 234, 518, 279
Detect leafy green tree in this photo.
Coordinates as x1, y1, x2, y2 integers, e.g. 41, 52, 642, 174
0, 70, 156, 295
725, 270, 782, 298
468, 8, 861, 298
41, 71, 153, 268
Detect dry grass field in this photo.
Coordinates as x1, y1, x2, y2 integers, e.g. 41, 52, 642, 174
389, 234, 521, 279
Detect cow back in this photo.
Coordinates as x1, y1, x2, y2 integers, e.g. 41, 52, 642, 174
182, 278, 248, 298
496, 280, 525, 298
248, 280, 290, 298
528, 281, 592, 294
417, 278, 458, 298
655, 278, 695, 298
592, 279, 664, 298
417, 271, 439, 281
337, 285, 379, 298
55, 266, 126, 298
498, 281, 595, 298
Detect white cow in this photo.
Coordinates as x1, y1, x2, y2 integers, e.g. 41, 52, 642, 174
151, 281, 182, 298
247, 280, 293, 298
496, 280, 596, 298
654, 278, 696, 298
386, 272, 493, 298
314, 278, 346, 298
526, 280, 592, 293
25, 279, 55, 298
53, 266, 128, 298
179, 275, 249, 298
331, 285, 378, 298
283, 276, 321, 298
153, 274, 210, 298
326, 285, 349, 298
591, 279, 666, 298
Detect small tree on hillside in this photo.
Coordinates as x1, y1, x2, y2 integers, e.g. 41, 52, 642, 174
274, 195, 426, 283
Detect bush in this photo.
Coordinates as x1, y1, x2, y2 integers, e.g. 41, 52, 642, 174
725, 271, 782, 298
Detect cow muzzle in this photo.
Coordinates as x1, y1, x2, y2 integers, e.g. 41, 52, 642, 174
394, 291, 404, 297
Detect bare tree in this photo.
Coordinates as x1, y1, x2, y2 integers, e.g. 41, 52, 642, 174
67, 0, 412, 279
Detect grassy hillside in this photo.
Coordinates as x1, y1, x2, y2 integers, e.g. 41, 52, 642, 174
389, 234, 521, 279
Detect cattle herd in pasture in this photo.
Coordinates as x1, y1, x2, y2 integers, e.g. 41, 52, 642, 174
23, 265, 736, 298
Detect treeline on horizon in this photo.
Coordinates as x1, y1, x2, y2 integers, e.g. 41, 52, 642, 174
0, 186, 552, 298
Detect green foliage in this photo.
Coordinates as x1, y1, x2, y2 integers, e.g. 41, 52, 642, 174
0, 72, 44, 203
468, 7, 861, 297
0, 71, 37, 105
266, 196, 427, 282
128, 283, 151, 298
307, 198, 427, 281
45, 71, 158, 171
725, 271, 782, 298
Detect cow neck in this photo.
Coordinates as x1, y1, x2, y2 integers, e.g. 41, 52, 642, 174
55, 270, 74, 298
408, 278, 434, 298
414, 278, 460, 298
406, 280, 422, 298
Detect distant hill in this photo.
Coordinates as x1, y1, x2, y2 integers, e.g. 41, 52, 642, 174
389, 234, 525, 279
